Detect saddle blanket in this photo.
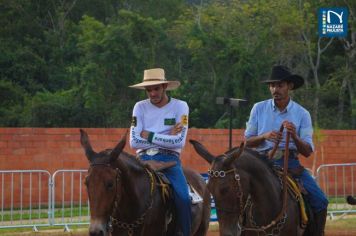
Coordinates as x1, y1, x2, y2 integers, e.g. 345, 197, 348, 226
188, 184, 203, 204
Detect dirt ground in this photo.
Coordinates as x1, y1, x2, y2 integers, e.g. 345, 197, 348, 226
1, 220, 356, 236
2, 228, 356, 236
204, 219, 356, 236
206, 226, 356, 236
207, 230, 356, 236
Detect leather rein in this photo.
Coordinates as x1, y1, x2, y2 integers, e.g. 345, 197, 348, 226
208, 124, 290, 235
89, 162, 155, 236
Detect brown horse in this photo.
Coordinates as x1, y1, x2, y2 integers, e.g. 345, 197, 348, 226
80, 129, 211, 236
190, 139, 306, 236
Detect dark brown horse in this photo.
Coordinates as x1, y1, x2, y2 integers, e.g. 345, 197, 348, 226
190, 139, 306, 236
80, 129, 211, 236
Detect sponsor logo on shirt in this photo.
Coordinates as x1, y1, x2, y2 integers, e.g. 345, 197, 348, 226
181, 115, 188, 126
131, 116, 137, 127
164, 118, 176, 125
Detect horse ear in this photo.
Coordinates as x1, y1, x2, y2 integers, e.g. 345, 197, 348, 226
224, 141, 245, 167
189, 139, 215, 164
110, 131, 127, 163
80, 129, 96, 162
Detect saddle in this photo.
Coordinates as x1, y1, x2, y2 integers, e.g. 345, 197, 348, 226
274, 167, 309, 227
143, 160, 203, 204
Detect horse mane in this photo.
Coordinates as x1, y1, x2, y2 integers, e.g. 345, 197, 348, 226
232, 148, 277, 181
119, 151, 147, 170
91, 149, 146, 173
222, 146, 274, 171
243, 148, 275, 169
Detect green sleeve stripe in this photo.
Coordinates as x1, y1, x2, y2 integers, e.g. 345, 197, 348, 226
148, 132, 154, 143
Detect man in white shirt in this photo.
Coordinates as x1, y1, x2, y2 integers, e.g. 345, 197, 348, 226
129, 68, 191, 236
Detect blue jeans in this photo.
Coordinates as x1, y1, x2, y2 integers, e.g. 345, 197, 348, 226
140, 153, 192, 236
273, 157, 329, 213
296, 169, 329, 213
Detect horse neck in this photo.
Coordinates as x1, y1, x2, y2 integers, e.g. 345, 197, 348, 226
238, 155, 283, 218
114, 153, 153, 215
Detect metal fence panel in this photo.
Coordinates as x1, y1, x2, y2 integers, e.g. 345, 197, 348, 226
316, 163, 356, 218
51, 170, 89, 227
0, 170, 51, 230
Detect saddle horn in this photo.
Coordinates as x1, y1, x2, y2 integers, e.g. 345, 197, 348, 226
189, 139, 215, 164
80, 129, 96, 162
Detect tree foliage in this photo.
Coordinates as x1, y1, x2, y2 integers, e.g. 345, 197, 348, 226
0, 0, 355, 129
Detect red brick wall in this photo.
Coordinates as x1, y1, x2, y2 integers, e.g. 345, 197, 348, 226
1, 128, 356, 206
1, 128, 356, 173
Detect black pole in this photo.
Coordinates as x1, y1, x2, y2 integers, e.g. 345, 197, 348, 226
229, 105, 232, 150
216, 97, 247, 150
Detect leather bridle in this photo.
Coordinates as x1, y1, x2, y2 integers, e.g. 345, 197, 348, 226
88, 162, 155, 236
208, 125, 291, 235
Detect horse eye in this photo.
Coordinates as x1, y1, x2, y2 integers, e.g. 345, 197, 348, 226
219, 186, 229, 195
106, 181, 114, 190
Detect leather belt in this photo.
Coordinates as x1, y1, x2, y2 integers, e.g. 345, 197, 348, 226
259, 149, 299, 160
139, 148, 180, 158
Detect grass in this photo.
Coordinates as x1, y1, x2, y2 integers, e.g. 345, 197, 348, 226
326, 216, 356, 230
0, 225, 88, 236
1, 203, 355, 235
1, 206, 89, 221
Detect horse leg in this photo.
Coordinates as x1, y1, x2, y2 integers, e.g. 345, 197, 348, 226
191, 213, 210, 236
182, 168, 211, 236
191, 191, 211, 236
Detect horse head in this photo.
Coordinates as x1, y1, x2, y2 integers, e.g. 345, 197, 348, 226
190, 139, 246, 236
191, 139, 305, 236
80, 129, 127, 236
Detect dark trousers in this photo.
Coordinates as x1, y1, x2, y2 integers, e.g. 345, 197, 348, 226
266, 153, 329, 213
297, 169, 328, 213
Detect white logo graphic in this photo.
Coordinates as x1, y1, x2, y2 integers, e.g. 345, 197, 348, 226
327, 10, 343, 24
319, 7, 348, 37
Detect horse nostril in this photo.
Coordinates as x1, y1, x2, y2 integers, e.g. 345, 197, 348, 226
89, 229, 105, 236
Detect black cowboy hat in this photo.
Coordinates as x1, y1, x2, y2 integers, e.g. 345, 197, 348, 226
261, 65, 304, 90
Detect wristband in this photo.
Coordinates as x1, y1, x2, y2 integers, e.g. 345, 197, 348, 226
148, 132, 154, 143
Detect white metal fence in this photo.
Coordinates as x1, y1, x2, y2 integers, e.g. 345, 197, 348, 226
0, 164, 355, 230
0, 170, 52, 231
51, 170, 89, 230
0, 170, 89, 231
316, 163, 356, 219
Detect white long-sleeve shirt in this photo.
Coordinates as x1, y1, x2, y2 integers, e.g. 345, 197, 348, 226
129, 98, 189, 154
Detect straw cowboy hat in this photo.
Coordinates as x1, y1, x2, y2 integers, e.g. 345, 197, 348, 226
129, 68, 180, 90
261, 65, 304, 90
